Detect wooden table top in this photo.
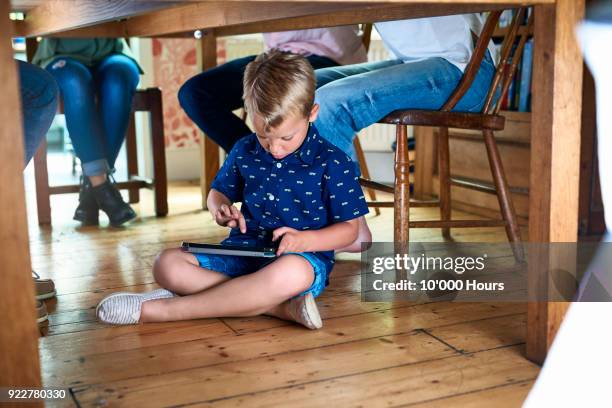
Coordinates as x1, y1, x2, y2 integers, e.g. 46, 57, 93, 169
12, 0, 553, 38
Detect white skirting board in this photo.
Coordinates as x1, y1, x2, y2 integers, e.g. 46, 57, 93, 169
362, 151, 395, 184
164, 147, 203, 181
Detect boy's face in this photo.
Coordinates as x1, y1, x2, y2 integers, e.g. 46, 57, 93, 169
252, 104, 319, 160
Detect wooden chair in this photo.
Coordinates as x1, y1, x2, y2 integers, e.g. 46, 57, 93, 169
33, 88, 168, 225
360, 8, 532, 254
352, 23, 382, 216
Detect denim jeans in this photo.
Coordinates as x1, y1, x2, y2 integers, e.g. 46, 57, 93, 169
314, 52, 496, 161
179, 54, 338, 153
46, 54, 140, 176
17, 60, 59, 167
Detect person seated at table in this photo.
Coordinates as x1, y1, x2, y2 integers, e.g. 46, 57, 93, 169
96, 50, 369, 328
17, 60, 60, 324
309, 14, 498, 251
314, 14, 497, 162
32, 38, 143, 227
178, 26, 367, 153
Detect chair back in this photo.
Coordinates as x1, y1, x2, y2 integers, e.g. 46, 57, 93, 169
441, 8, 534, 115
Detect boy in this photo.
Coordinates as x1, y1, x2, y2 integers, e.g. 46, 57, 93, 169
96, 50, 369, 329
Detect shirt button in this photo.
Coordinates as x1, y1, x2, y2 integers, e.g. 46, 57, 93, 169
276, 162, 282, 168
268, 193, 275, 201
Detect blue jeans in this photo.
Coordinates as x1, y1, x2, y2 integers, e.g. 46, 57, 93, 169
46, 55, 140, 176
179, 54, 338, 153
314, 53, 496, 160
17, 60, 59, 167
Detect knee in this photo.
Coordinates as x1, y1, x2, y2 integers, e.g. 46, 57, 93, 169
178, 74, 213, 112
177, 79, 195, 110
153, 248, 185, 288
98, 55, 140, 88
18, 61, 59, 110
359, 216, 372, 244
47, 58, 91, 87
315, 68, 342, 89
267, 256, 314, 297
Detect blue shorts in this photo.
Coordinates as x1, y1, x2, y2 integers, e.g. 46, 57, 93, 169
192, 252, 328, 298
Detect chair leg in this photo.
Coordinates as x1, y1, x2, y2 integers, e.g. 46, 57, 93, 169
126, 115, 140, 204
148, 89, 168, 217
394, 125, 411, 244
414, 126, 436, 200
482, 129, 524, 258
33, 140, 51, 225
353, 137, 380, 216
438, 127, 451, 239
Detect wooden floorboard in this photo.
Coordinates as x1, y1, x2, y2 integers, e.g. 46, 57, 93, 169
179, 346, 538, 408
42, 302, 520, 386
26, 182, 537, 407
405, 380, 533, 408
425, 312, 527, 354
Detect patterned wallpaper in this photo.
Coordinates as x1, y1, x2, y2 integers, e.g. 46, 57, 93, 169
152, 38, 227, 150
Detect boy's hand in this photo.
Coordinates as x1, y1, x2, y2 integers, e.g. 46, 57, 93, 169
272, 227, 312, 256
212, 204, 247, 233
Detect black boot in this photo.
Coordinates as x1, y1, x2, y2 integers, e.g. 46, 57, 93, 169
91, 179, 137, 227
73, 177, 99, 225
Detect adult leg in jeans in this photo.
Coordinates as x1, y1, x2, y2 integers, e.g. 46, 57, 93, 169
47, 57, 109, 177
17, 60, 60, 318
315, 55, 495, 158
94, 54, 140, 170
17, 60, 59, 166
47, 57, 136, 227
179, 54, 337, 153
315, 59, 403, 90
179, 55, 256, 152
315, 55, 495, 252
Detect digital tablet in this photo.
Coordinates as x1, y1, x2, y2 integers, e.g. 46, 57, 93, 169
181, 242, 277, 258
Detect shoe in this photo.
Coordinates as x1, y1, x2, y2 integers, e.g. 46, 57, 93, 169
36, 300, 49, 324
91, 178, 137, 227
33, 271, 56, 300
96, 288, 175, 325
73, 177, 100, 225
285, 292, 323, 330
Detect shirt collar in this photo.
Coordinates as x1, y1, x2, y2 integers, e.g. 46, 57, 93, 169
253, 123, 321, 165
295, 123, 319, 165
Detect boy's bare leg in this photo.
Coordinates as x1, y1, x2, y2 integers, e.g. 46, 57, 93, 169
152, 248, 231, 295
336, 216, 372, 253
140, 254, 314, 322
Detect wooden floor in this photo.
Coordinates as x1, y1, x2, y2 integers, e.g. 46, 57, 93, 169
27, 181, 539, 407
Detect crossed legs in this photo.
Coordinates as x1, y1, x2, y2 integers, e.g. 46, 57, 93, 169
139, 249, 315, 322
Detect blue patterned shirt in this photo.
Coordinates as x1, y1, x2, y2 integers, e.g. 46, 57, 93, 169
211, 124, 369, 276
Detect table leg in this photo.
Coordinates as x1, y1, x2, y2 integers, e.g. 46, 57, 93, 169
0, 8, 43, 395
198, 30, 220, 210
527, 0, 585, 365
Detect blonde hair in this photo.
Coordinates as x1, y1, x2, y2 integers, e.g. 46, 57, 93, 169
243, 49, 315, 131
